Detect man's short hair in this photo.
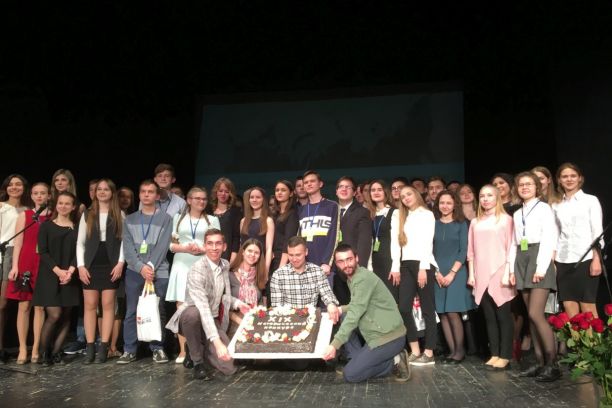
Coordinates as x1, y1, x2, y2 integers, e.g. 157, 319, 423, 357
392, 176, 410, 185
336, 176, 356, 190
302, 170, 321, 182
204, 228, 224, 241
427, 176, 446, 186
287, 236, 307, 249
154, 163, 175, 177
140, 179, 160, 194
334, 243, 355, 257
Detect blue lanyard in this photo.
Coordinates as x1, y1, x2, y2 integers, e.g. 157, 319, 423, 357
158, 194, 172, 214
373, 215, 384, 240
521, 200, 540, 237
140, 210, 154, 242
307, 200, 322, 229
189, 215, 201, 240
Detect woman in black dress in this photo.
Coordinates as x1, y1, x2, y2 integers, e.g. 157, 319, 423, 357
76, 179, 125, 363
240, 187, 274, 277
211, 177, 242, 263
366, 180, 398, 301
32, 191, 80, 365
270, 180, 299, 273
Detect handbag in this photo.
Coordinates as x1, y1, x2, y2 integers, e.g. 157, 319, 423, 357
136, 281, 162, 342
412, 296, 426, 331
545, 291, 559, 315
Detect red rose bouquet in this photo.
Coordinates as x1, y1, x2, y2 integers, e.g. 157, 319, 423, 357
548, 305, 612, 406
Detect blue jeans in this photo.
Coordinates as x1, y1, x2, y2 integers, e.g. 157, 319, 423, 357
123, 269, 168, 354
343, 331, 405, 383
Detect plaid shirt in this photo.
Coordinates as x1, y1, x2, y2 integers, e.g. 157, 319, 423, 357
270, 262, 339, 308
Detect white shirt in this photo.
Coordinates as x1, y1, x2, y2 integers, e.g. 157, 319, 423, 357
390, 206, 436, 271
553, 190, 604, 263
77, 212, 125, 267
510, 199, 557, 275
0, 203, 25, 246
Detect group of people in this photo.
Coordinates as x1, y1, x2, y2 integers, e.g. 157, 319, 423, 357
0, 161, 604, 385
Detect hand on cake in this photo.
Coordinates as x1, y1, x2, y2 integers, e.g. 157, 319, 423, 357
238, 301, 252, 315
327, 304, 341, 324
321, 345, 336, 361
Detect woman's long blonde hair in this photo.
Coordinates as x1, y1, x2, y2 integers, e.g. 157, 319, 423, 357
397, 186, 428, 247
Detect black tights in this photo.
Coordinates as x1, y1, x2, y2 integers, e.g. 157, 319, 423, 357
521, 288, 556, 365
40, 306, 73, 354
439, 312, 465, 360
480, 291, 513, 359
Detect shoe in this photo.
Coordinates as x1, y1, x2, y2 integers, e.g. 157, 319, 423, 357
16, 357, 29, 365
83, 343, 95, 365
31, 355, 41, 364
486, 359, 510, 371
183, 350, 194, 369
518, 364, 542, 377
485, 356, 500, 366
193, 363, 213, 381
117, 352, 137, 364
64, 341, 86, 355
407, 353, 420, 364
52, 352, 64, 365
107, 349, 122, 359
410, 353, 435, 366
42, 351, 53, 367
175, 355, 186, 364
95, 342, 108, 364
535, 365, 561, 382
152, 349, 169, 364
335, 363, 345, 376
394, 350, 411, 382
446, 357, 465, 365
0, 349, 8, 364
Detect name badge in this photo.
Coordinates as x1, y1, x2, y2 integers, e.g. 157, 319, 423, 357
338, 230, 343, 242
140, 241, 148, 254
520, 238, 529, 252
373, 239, 381, 252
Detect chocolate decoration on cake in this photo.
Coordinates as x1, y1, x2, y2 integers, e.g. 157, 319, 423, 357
235, 305, 322, 353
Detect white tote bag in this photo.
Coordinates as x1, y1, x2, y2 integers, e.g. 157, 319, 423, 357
136, 281, 162, 342
412, 296, 426, 331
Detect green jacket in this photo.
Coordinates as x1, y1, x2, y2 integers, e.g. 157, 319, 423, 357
331, 266, 406, 349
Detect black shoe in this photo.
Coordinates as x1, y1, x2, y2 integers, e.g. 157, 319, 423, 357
42, 351, 53, 367
83, 343, 95, 365
518, 364, 542, 377
446, 357, 465, 365
52, 352, 64, 365
183, 349, 194, 369
193, 363, 213, 381
535, 365, 561, 382
95, 342, 108, 364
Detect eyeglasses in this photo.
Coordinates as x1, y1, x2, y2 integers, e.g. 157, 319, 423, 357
337, 185, 353, 190
391, 186, 404, 191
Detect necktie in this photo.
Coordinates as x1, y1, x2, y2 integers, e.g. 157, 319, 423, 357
340, 208, 346, 218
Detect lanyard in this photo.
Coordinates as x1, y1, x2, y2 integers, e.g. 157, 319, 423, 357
307, 200, 322, 229
189, 215, 201, 240
158, 194, 172, 214
521, 200, 540, 237
373, 215, 384, 239
140, 210, 154, 242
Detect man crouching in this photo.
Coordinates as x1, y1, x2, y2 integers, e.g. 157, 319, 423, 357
166, 228, 250, 380
322, 244, 411, 383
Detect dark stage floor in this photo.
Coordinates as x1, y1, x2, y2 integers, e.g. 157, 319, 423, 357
0, 355, 599, 408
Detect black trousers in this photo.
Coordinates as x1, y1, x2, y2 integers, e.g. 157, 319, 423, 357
480, 291, 513, 360
398, 260, 436, 350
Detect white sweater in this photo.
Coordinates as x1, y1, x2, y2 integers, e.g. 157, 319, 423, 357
390, 207, 436, 272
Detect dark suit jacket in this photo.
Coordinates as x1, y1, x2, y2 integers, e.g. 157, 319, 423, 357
334, 201, 372, 304
339, 202, 372, 266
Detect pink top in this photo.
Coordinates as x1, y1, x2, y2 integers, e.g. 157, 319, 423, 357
467, 213, 516, 306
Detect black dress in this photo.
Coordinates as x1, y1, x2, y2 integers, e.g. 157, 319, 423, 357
240, 218, 265, 248
32, 221, 80, 307
371, 207, 398, 302
271, 208, 299, 273
217, 206, 242, 261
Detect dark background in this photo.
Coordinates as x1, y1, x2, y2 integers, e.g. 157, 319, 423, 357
1, 3, 610, 214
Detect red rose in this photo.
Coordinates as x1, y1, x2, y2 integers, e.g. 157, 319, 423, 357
572, 324, 579, 331
552, 316, 565, 330
584, 311, 594, 321
591, 318, 605, 333
570, 313, 583, 324
254, 337, 261, 343
292, 330, 301, 337
557, 312, 570, 325
257, 310, 266, 318
579, 320, 590, 330
604, 304, 612, 316
548, 315, 561, 329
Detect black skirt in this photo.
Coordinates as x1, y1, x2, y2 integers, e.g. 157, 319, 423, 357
555, 260, 599, 303
83, 243, 120, 291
